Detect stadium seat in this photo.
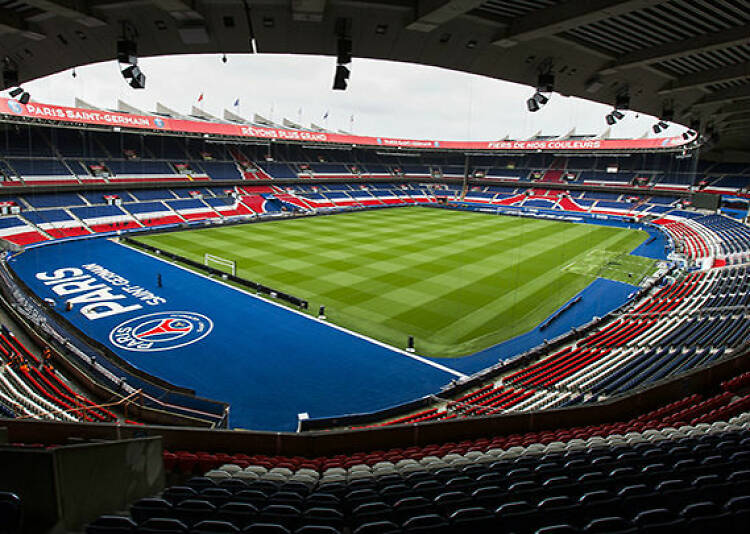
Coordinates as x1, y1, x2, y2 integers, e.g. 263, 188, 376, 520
582, 517, 636, 534
131, 498, 174, 524
174, 500, 217, 527
352, 521, 401, 534
86, 515, 137, 534
448, 506, 495, 533
137, 518, 189, 534
189, 520, 240, 534
401, 513, 450, 533
241, 525, 291, 534
0, 492, 22, 534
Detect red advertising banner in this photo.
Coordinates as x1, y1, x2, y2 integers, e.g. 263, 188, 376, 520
0, 98, 690, 152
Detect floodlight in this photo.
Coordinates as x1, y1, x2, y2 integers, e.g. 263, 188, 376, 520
333, 65, 349, 90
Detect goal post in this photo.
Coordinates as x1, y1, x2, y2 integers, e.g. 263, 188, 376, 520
204, 253, 236, 276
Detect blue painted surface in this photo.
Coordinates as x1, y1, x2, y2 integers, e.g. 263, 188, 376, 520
9, 239, 455, 431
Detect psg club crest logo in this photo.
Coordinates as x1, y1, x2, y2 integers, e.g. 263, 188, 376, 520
109, 311, 213, 352
7, 100, 23, 114
154, 117, 165, 128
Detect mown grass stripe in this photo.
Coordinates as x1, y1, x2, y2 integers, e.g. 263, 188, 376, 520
134, 207, 654, 358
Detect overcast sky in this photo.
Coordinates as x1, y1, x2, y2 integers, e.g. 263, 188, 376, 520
11, 53, 685, 141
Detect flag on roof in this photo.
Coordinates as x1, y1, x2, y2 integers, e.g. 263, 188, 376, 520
197, 93, 204, 103
323, 111, 329, 120
234, 98, 240, 107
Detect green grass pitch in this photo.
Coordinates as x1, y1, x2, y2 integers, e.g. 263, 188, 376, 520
133, 207, 656, 358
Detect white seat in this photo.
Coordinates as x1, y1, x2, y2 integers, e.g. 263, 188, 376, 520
244, 465, 268, 475
205, 470, 231, 480
232, 471, 260, 481
219, 464, 243, 474
269, 467, 293, 477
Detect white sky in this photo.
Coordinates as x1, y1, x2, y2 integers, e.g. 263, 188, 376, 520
10, 53, 685, 141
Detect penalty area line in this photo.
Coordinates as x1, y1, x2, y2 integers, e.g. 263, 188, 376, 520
120, 241, 468, 380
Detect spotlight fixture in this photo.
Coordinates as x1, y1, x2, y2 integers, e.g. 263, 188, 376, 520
333, 65, 349, 91
605, 108, 626, 125
121, 64, 145, 89
527, 90, 550, 113
18, 92, 30, 104
333, 18, 353, 91
221, 53, 227, 64
9, 87, 23, 98
117, 24, 145, 89
653, 120, 670, 134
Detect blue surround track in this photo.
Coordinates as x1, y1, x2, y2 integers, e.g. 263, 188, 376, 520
7, 209, 669, 431
9, 239, 457, 431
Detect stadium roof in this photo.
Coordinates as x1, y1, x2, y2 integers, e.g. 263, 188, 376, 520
1, 0, 748, 159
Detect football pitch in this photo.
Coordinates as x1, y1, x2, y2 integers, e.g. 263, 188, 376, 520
132, 207, 656, 358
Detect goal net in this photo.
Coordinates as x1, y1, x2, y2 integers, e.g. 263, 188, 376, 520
204, 253, 236, 276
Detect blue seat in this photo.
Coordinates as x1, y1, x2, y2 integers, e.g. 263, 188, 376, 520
163, 487, 200, 506
351, 521, 400, 534
582, 517, 636, 534
242, 525, 291, 534
448, 506, 496, 534
632, 508, 685, 533
401, 514, 450, 534
137, 517, 188, 534
131, 498, 174, 524
174, 500, 217, 528
301, 508, 344, 529
216, 502, 257, 529
86, 515, 137, 534
534, 526, 579, 534
293, 527, 341, 534
190, 520, 240, 533
0, 492, 22, 534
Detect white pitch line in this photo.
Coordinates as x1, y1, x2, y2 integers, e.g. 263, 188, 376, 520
120, 241, 468, 379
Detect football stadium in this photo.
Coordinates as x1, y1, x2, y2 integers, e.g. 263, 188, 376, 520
0, 1, 749, 533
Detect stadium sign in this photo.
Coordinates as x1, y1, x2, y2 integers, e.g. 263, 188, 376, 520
0, 97, 689, 152
34, 264, 166, 320
109, 311, 213, 352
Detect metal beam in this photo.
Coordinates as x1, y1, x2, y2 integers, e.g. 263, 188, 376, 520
723, 116, 750, 129
492, 0, 667, 47
600, 24, 750, 74
407, 0, 487, 32
693, 83, 750, 109
22, 1, 107, 27
0, 8, 46, 40
658, 61, 750, 95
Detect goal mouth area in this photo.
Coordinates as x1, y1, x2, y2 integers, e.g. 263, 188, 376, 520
204, 253, 236, 277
